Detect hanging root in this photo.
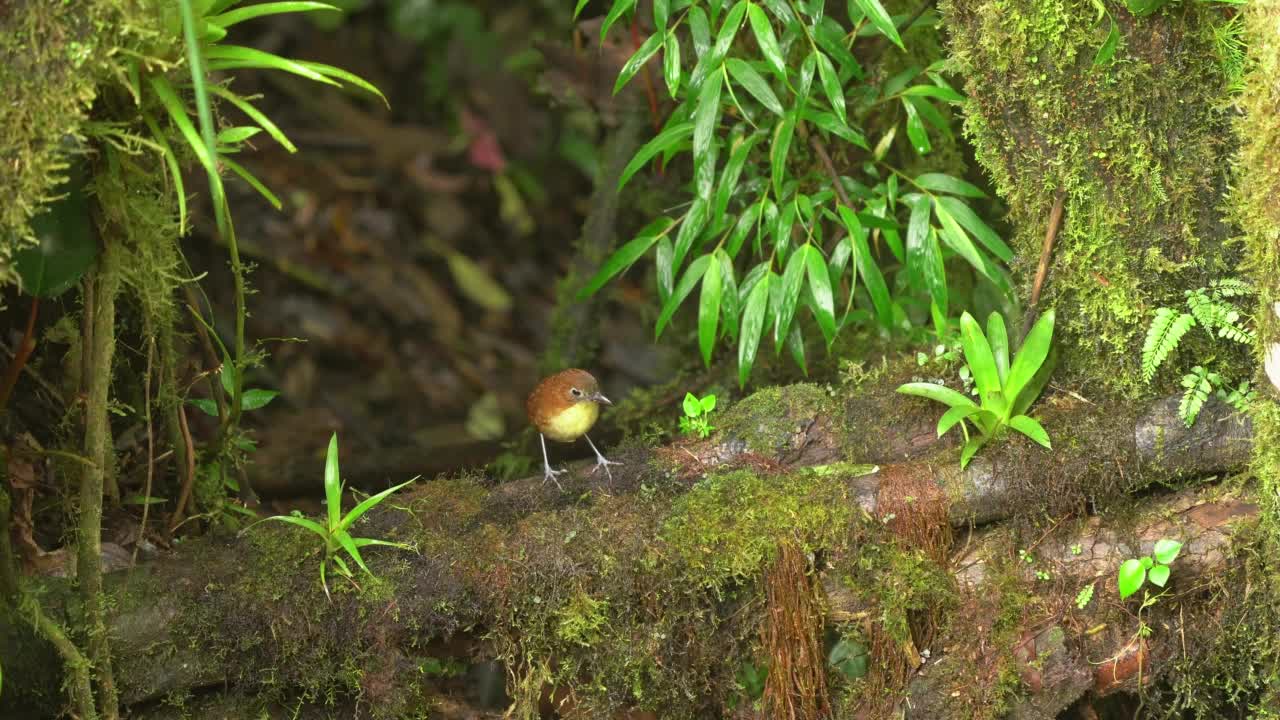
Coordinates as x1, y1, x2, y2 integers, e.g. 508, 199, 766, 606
761, 541, 830, 720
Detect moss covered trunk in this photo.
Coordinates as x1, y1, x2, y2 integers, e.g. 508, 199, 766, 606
943, 0, 1240, 397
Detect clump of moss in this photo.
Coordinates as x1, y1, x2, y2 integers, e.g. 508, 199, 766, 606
717, 383, 836, 456
942, 0, 1241, 397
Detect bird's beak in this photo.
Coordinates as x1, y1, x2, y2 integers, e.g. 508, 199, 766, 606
590, 392, 612, 405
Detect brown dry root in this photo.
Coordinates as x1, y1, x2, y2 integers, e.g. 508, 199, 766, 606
761, 542, 831, 720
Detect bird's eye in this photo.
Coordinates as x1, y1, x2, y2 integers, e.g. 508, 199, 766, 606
570, 388, 583, 397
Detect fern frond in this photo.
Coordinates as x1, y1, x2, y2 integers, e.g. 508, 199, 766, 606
1186, 289, 1224, 331
1210, 278, 1253, 299
1178, 366, 1213, 427
1217, 318, 1256, 344
1142, 308, 1195, 382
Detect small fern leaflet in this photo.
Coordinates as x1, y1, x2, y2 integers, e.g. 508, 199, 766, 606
1142, 308, 1194, 383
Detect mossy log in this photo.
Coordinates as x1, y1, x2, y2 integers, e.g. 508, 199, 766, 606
1, 375, 1261, 719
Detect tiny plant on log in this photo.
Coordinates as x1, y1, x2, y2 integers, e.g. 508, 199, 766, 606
245, 434, 417, 601
1118, 538, 1183, 601
679, 391, 717, 437
898, 309, 1056, 468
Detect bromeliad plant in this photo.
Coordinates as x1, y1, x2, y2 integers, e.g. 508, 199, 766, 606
246, 434, 417, 600
898, 310, 1056, 468
576, 0, 1015, 387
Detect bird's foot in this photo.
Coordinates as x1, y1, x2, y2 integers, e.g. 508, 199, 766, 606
542, 465, 567, 490
588, 455, 623, 480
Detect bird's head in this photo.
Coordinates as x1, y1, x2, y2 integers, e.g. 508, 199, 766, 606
555, 369, 612, 407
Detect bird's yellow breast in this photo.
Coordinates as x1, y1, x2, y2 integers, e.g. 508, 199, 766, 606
541, 401, 600, 442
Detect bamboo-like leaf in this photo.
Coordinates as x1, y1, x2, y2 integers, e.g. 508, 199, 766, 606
208, 2, 340, 28
619, 122, 693, 191
725, 58, 783, 115
699, 256, 723, 365
656, 254, 712, 338
903, 97, 930, 154
804, 245, 836, 345
739, 272, 771, 387
663, 34, 681, 98
324, 433, 342, 529
601, 0, 638, 41
916, 172, 986, 198
900, 84, 964, 103
579, 217, 675, 298
221, 155, 282, 209
959, 312, 1003, 412
935, 196, 1011, 262
987, 312, 1010, 385
653, 0, 669, 28
747, 4, 786, 78
714, 133, 758, 221
672, 196, 709, 272
813, 50, 846, 125
770, 111, 795, 198
693, 71, 723, 162
774, 246, 807, 353
615, 31, 664, 95
802, 108, 867, 148
853, 0, 904, 50
689, 6, 711, 57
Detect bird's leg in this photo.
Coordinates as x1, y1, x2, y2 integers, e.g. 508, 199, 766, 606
583, 434, 622, 480
539, 433, 566, 489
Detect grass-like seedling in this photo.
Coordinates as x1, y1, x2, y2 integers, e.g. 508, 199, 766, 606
246, 433, 416, 600
898, 310, 1056, 468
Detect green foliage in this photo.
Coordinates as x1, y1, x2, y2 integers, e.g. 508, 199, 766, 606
13, 163, 98, 298
828, 636, 869, 680
1117, 538, 1182, 600
247, 433, 417, 600
1141, 279, 1256, 425
678, 391, 717, 438
1075, 582, 1094, 610
898, 310, 1056, 468
579, 0, 1013, 386
188, 350, 279, 417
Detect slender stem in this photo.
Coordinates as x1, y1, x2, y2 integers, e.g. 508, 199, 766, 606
0, 297, 39, 412
1020, 192, 1066, 343
79, 247, 121, 720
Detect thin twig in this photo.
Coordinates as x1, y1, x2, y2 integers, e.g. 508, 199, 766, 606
168, 403, 197, 535
1020, 192, 1066, 344
132, 337, 156, 570
0, 297, 39, 411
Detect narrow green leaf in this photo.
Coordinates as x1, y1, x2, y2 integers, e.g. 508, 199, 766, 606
216, 126, 262, 145
672, 197, 709, 272
208, 85, 298, 153
959, 312, 1003, 410
787, 324, 808, 374
689, 6, 711, 57
804, 245, 836, 345
150, 76, 216, 175
770, 112, 796, 198
209, 2, 340, 28
337, 478, 417, 533
987, 312, 1010, 384
726, 58, 783, 115
653, 0, 669, 28
906, 95, 953, 138
292, 60, 388, 106
802, 108, 868, 148
614, 31, 665, 95
727, 200, 764, 257
261, 513, 328, 538
935, 200, 999, 287
836, 206, 891, 329
204, 45, 337, 85
579, 217, 675, 298
324, 433, 342, 529
1006, 309, 1055, 404
747, 4, 786, 78
143, 112, 188, 232
1009, 415, 1051, 449
656, 237, 674, 301
774, 246, 807, 352
900, 84, 964, 103
905, 194, 931, 292
699, 256, 723, 365
189, 398, 219, 416
1093, 19, 1120, 67
574, 0, 591, 20
916, 172, 986, 198
935, 196, 1012, 262
663, 34, 681, 98
739, 272, 771, 387
718, 250, 740, 336
937, 404, 983, 437
693, 71, 723, 162
813, 50, 846, 125
854, 0, 904, 50
618, 122, 693, 191
221, 155, 282, 209
959, 435, 986, 469
602, 0, 638, 42
897, 382, 976, 409
902, 97, 931, 155
714, 134, 758, 221
240, 388, 279, 411
656, 254, 712, 338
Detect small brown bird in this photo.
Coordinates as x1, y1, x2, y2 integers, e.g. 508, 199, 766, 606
526, 369, 620, 486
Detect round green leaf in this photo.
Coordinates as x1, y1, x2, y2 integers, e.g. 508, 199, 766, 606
1117, 558, 1146, 599
1147, 564, 1170, 588
1153, 538, 1182, 565
15, 172, 99, 299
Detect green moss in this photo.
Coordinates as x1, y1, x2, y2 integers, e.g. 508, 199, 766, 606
943, 0, 1241, 397
0, 0, 173, 288
717, 382, 835, 453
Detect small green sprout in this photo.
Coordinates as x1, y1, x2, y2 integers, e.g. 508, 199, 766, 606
679, 392, 717, 438
247, 433, 417, 600
189, 352, 278, 417
1117, 538, 1182, 600
1075, 583, 1095, 609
